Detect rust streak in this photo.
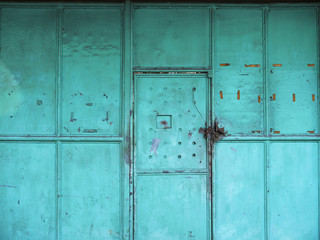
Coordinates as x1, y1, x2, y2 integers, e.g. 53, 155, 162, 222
293, 94, 295, 102
220, 91, 223, 99
252, 130, 261, 133
245, 64, 260, 67
307, 131, 315, 134
273, 131, 280, 134
312, 94, 315, 101
258, 95, 261, 103
220, 63, 230, 67
237, 90, 240, 100
272, 94, 276, 101
308, 64, 315, 67
273, 64, 282, 67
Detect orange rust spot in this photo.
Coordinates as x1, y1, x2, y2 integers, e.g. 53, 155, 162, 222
272, 94, 276, 101
307, 131, 315, 134
273, 131, 280, 134
293, 94, 295, 102
308, 64, 315, 67
220, 91, 223, 99
312, 94, 315, 101
273, 64, 282, 67
237, 90, 240, 100
245, 64, 260, 67
258, 95, 261, 103
252, 130, 261, 133
220, 63, 230, 67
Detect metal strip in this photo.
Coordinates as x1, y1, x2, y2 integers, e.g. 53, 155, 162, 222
123, 1, 132, 239
264, 140, 269, 240
263, 7, 269, 137
0, 136, 123, 142
57, 141, 62, 240
211, 6, 217, 240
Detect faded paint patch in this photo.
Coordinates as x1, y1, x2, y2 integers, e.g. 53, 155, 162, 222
0, 60, 23, 116
150, 138, 161, 156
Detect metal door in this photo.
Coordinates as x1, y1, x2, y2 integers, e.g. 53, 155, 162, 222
134, 74, 211, 239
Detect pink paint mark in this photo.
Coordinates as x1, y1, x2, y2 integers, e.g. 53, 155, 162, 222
150, 138, 161, 156
231, 147, 237, 152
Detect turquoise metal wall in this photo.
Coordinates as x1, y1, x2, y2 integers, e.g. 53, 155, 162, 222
0, 2, 319, 240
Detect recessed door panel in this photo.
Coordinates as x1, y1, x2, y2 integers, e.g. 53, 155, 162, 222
135, 75, 208, 171
134, 74, 211, 240
135, 174, 208, 240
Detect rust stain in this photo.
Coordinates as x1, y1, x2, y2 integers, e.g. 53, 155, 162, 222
312, 94, 315, 101
258, 95, 261, 103
293, 94, 295, 102
245, 64, 260, 67
252, 130, 261, 133
307, 131, 315, 134
220, 91, 223, 99
308, 64, 315, 67
83, 129, 97, 133
237, 90, 240, 100
220, 63, 230, 67
160, 120, 167, 126
272, 94, 276, 101
198, 119, 226, 143
273, 64, 282, 67
273, 131, 280, 134
70, 112, 76, 122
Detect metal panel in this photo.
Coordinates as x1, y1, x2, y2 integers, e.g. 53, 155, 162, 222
135, 74, 208, 171
134, 74, 211, 239
215, 9, 264, 135
135, 174, 208, 240
268, 9, 318, 135
61, 8, 122, 136
214, 142, 265, 240
0, 143, 56, 240
60, 143, 121, 239
0, 8, 56, 135
268, 142, 319, 239
133, 7, 211, 69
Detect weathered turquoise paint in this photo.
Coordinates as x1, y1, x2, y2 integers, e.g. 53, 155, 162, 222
214, 9, 264, 135
0, 2, 319, 240
134, 74, 211, 239
61, 8, 122, 136
268, 9, 318, 135
0, 8, 57, 135
133, 7, 211, 69
214, 142, 265, 239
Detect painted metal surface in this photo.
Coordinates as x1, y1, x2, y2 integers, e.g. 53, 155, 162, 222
134, 74, 211, 239
0, 2, 319, 240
